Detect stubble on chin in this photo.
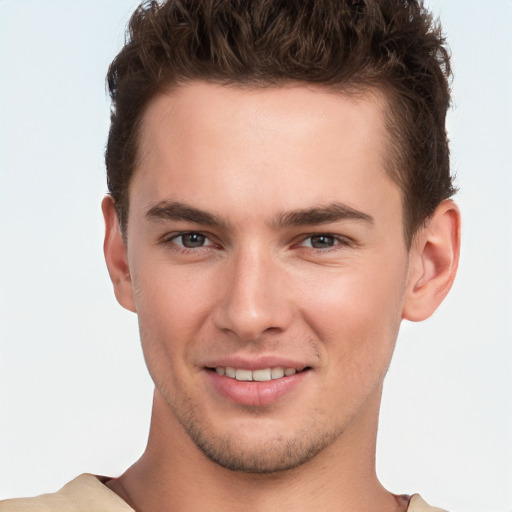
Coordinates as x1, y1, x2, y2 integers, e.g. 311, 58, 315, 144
162, 390, 344, 474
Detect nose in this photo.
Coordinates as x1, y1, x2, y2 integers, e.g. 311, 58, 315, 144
213, 246, 293, 341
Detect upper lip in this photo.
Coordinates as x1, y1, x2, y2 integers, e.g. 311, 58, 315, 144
203, 355, 310, 372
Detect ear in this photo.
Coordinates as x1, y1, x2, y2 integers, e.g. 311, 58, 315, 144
402, 199, 461, 322
102, 195, 137, 313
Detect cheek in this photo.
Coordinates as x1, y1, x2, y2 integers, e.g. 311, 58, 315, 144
131, 247, 214, 316
293, 261, 407, 412
130, 267, 219, 405
296, 257, 407, 363
129, 257, 217, 367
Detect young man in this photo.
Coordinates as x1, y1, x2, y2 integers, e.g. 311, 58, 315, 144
0, 1, 460, 511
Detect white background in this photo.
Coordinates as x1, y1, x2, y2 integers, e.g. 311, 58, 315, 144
0, 1, 511, 510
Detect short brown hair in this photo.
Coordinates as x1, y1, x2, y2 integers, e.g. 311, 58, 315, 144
106, 0, 455, 245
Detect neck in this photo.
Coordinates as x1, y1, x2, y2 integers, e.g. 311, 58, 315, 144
108, 389, 405, 512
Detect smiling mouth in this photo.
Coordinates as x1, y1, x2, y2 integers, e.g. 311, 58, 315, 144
208, 367, 310, 382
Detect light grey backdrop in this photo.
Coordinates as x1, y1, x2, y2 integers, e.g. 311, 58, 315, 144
0, 1, 510, 511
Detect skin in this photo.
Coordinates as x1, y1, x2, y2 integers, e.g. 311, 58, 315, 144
103, 82, 460, 512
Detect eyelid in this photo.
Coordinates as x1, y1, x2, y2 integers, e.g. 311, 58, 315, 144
297, 233, 354, 249
158, 230, 354, 250
160, 231, 218, 248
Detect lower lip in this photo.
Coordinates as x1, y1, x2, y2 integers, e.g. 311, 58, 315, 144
204, 369, 309, 407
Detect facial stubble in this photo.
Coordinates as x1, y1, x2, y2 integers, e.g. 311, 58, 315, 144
161, 388, 346, 474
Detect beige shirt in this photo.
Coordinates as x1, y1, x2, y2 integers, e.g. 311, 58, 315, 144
0, 474, 448, 511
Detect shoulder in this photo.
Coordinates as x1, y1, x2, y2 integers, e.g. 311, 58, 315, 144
0, 474, 133, 512
407, 494, 449, 512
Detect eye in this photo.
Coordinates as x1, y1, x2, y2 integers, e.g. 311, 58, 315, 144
172, 232, 212, 248
300, 234, 343, 249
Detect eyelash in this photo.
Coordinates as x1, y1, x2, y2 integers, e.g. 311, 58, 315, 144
298, 233, 352, 251
163, 232, 217, 251
161, 231, 352, 253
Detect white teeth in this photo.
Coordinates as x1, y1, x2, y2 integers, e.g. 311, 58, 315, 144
271, 367, 285, 379
252, 368, 272, 381
215, 366, 301, 381
235, 369, 252, 381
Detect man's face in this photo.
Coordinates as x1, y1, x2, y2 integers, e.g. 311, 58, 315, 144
123, 82, 412, 472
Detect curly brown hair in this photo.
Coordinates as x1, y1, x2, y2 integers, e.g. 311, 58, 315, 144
106, 0, 455, 246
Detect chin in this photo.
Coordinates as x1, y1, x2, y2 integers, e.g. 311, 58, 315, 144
177, 411, 344, 474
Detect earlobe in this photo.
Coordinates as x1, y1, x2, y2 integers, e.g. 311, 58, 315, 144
402, 200, 461, 322
102, 196, 137, 313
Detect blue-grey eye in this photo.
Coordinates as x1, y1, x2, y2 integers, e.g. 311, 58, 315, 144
178, 233, 207, 248
305, 234, 337, 249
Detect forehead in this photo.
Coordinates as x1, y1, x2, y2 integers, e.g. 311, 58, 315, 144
131, 81, 400, 229
139, 82, 388, 160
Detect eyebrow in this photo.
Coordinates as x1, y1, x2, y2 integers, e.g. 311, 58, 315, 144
145, 201, 229, 229
145, 200, 373, 229
273, 202, 374, 228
